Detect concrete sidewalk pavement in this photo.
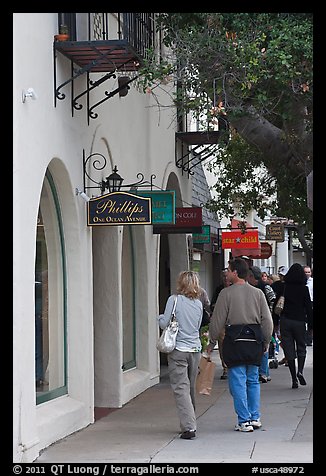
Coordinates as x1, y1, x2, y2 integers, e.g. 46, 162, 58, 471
36, 346, 313, 464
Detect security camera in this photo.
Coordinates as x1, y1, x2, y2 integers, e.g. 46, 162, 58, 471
22, 88, 38, 103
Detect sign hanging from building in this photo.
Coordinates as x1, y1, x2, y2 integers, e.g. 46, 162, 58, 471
193, 225, 211, 244
136, 190, 175, 224
265, 223, 285, 242
221, 230, 259, 249
246, 242, 273, 259
87, 192, 151, 226
153, 207, 202, 234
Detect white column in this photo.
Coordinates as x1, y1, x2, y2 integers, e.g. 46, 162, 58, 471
276, 228, 289, 269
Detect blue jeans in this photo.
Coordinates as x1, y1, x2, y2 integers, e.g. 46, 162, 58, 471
259, 351, 269, 377
228, 365, 260, 424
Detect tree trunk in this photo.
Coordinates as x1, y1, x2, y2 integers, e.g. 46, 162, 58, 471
229, 114, 312, 177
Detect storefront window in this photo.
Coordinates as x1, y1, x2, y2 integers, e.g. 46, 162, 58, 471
122, 226, 136, 370
35, 171, 67, 404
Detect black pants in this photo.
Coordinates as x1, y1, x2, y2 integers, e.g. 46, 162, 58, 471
280, 318, 306, 361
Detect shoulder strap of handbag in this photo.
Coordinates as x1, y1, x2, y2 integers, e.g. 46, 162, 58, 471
171, 294, 178, 319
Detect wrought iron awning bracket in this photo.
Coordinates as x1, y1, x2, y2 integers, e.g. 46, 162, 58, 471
178, 144, 208, 167
187, 145, 218, 173
73, 71, 117, 111
54, 42, 119, 103
88, 74, 139, 121
176, 144, 216, 173
175, 143, 202, 169
175, 131, 220, 174
54, 54, 102, 101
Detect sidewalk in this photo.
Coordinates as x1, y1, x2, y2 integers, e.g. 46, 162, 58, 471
36, 346, 313, 464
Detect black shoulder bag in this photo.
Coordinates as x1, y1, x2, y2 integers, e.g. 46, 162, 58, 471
201, 308, 211, 328
222, 323, 264, 368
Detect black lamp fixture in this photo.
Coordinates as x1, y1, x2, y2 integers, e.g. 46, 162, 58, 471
82, 149, 156, 195
104, 165, 124, 193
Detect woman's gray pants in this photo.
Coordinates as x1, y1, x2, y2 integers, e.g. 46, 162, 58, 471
168, 349, 201, 432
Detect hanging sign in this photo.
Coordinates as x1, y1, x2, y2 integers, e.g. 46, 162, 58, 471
136, 190, 175, 224
193, 225, 211, 244
265, 223, 285, 242
221, 230, 259, 249
87, 191, 151, 226
247, 242, 273, 259
153, 207, 202, 234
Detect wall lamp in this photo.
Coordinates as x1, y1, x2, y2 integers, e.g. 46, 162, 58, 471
22, 88, 38, 103
75, 188, 90, 202
82, 149, 157, 195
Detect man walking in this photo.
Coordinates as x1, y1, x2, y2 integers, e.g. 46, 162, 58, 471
207, 258, 273, 432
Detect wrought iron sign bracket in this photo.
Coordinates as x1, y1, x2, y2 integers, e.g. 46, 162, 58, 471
82, 149, 157, 196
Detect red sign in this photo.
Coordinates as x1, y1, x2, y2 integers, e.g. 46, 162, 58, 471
247, 242, 273, 259
222, 230, 259, 249
153, 207, 202, 234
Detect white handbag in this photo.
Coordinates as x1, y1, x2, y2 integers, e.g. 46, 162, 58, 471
156, 295, 179, 353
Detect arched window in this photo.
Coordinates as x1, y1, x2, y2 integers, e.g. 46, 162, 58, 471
35, 170, 67, 404
122, 226, 136, 371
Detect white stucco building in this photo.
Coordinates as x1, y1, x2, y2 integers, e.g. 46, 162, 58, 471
14, 12, 215, 462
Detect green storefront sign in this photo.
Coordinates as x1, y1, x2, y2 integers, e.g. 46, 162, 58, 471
193, 225, 211, 244
136, 190, 175, 224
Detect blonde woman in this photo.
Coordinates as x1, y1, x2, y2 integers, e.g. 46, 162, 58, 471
158, 271, 202, 439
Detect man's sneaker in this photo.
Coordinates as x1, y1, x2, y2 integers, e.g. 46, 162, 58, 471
234, 422, 254, 432
250, 419, 262, 429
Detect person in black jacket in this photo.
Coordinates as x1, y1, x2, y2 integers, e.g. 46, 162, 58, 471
275, 263, 313, 389
248, 266, 276, 383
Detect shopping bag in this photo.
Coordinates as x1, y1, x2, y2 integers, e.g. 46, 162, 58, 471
196, 355, 216, 395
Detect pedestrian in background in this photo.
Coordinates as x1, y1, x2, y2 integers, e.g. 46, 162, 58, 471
272, 266, 288, 365
207, 258, 273, 432
303, 265, 313, 346
198, 285, 211, 327
158, 271, 202, 440
276, 263, 313, 389
248, 265, 275, 383
210, 269, 231, 379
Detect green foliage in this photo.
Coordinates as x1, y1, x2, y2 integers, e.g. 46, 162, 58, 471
205, 133, 312, 233
154, 13, 312, 121
141, 13, 313, 245
200, 325, 209, 351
